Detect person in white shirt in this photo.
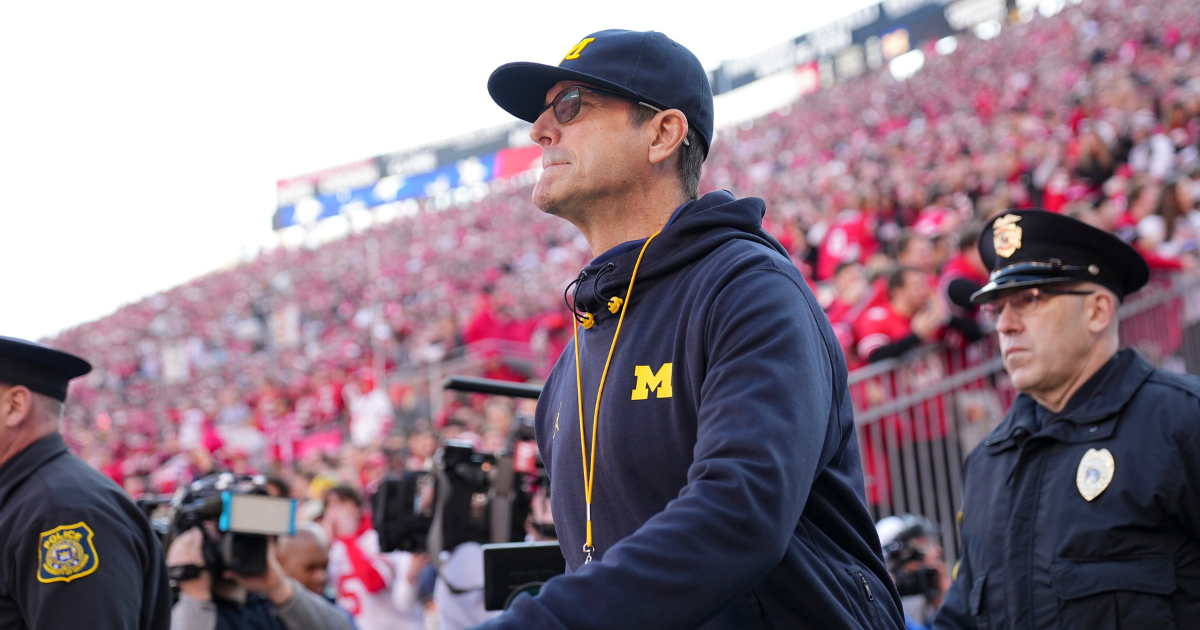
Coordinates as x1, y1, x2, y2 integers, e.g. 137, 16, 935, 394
323, 485, 424, 630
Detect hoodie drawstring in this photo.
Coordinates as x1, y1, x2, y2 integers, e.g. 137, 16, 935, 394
563, 271, 595, 329
591, 263, 624, 314
573, 230, 660, 564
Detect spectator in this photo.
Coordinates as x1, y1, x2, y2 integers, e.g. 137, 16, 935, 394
854, 268, 945, 363
825, 261, 870, 368
277, 524, 331, 597
323, 486, 423, 630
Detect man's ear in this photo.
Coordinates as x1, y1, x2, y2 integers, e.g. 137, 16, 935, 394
1085, 288, 1117, 335
0, 386, 33, 428
647, 109, 688, 167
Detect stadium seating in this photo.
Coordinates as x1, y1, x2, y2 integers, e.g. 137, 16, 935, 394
47, 0, 1200, 497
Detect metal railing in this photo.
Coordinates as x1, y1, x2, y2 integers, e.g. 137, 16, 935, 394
381, 277, 1200, 567
849, 275, 1200, 567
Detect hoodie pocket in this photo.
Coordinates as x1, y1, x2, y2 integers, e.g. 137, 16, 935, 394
1051, 557, 1177, 630
846, 567, 886, 630
748, 587, 776, 630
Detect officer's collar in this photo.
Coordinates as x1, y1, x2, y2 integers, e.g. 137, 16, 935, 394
1048, 348, 1153, 424
0, 432, 69, 507
983, 349, 1153, 451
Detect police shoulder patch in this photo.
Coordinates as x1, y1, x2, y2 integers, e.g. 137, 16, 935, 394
38, 522, 99, 584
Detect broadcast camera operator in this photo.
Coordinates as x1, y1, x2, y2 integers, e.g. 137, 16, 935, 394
876, 515, 949, 630
166, 493, 354, 630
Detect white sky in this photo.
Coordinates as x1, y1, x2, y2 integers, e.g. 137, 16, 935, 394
0, 0, 877, 341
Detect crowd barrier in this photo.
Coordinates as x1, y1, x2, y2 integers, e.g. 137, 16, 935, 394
393, 275, 1200, 569
850, 274, 1200, 568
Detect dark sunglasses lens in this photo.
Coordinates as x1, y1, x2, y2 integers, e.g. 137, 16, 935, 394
554, 88, 582, 124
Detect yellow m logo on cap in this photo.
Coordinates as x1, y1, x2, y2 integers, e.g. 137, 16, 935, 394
632, 363, 672, 400
562, 38, 595, 62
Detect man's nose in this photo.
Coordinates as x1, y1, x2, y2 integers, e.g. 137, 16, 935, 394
530, 107, 559, 147
996, 301, 1022, 334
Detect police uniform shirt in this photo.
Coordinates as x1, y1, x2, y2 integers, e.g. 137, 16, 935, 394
0, 433, 172, 630
935, 349, 1200, 629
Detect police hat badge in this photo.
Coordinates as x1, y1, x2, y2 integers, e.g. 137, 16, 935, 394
992, 214, 1023, 258
1076, 448, 1115, 502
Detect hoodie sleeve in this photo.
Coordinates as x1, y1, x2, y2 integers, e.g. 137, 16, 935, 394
472, 266, 835, 630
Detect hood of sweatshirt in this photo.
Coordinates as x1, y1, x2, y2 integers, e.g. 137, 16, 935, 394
567, 189, 788, 318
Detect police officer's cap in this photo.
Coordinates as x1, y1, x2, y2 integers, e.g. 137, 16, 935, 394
968, 209, 1149, 305
0, 336, 91, 402
488, 29, 715, 157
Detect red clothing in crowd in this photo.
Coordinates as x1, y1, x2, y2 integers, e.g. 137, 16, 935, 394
852, 303, 913, 363
328, 520, 416, 630
826, 298, 866, 371
939, 253, 989, 287
1135, 243, 1187, 271
816, 210, 877, 280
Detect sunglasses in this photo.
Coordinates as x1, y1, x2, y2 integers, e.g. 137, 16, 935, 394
539, 85, 690, 146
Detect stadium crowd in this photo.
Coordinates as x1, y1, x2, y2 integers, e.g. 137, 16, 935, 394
33, 0, 1200, 626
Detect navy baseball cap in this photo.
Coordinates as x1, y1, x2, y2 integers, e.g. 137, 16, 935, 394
488, 30, 715, 158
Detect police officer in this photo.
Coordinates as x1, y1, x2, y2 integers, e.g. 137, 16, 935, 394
935, 210, 1200, 629
0, 336, 171, 630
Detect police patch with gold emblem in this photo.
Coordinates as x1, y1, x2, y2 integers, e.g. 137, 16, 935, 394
38, 522, 99, 583
992, 214, 1023, 258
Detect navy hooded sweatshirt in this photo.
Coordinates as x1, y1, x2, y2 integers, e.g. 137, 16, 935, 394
475, 190, 903, 630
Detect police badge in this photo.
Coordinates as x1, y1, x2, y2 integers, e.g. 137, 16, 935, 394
992, 214, 1023, 258
37, 522, 99, 583
1076, 448, 1115, 502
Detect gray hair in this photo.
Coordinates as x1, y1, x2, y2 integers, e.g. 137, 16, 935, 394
0, 383, 64, 424
628, 106, 704, 200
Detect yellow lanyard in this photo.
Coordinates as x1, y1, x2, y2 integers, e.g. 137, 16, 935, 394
572, 230, 660, 564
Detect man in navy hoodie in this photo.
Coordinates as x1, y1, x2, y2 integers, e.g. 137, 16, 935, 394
477, 30, 903, 630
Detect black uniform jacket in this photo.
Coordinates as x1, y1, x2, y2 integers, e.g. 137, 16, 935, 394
934, 349, 1200, 630
0, 433, 171, 630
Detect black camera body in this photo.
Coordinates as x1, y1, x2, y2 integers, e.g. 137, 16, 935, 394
374, 435, 537, 554
163, 474, 295, 579
893, 565, 942, 601
882, 517, 944, 602
376, 375, 563, 610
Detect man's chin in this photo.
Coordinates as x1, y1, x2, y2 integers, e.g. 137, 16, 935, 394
532, 182, 569, 217
1006, 365, 1037, 392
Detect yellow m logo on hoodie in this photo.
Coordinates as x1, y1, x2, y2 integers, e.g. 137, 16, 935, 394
632, 364, 673, 400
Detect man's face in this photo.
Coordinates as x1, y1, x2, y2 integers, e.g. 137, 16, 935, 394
834, 265, 866, 302
896, 271, 931, 314
529, 80, 648, 220
993, 285, 1095, 394
899, 238, 935, 273
277, 534, 329, 595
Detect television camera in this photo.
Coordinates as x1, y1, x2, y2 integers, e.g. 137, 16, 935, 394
371, 375, 562, 609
